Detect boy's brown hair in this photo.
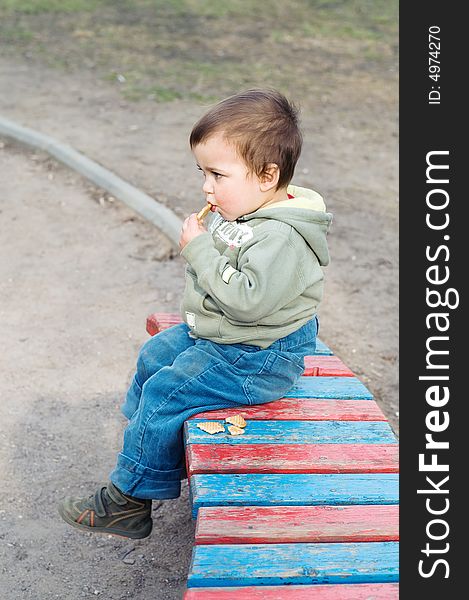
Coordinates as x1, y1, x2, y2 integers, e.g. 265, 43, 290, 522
189, 88, 302, 190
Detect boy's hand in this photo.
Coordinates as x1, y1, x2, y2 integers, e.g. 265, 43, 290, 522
179, 213, 207, 250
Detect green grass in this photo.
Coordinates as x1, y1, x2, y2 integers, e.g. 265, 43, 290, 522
0, 0, 103, 14
0, 0, 398, 105
0, 26, 34, 41
0, 0, 397, 36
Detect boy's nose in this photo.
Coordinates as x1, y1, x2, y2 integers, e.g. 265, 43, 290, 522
202, 179, 213, 194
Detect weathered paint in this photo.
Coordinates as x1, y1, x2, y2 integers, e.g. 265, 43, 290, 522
183, 583, 399, 599
190, 399, 387, 421
190, 473, 399, 517
195, 504, 399, 544
146, 311, 180, 335
187, 443, 399, 475
304, 355, 354, 376
185, 420, 397, 446
187, 541, 399, 587
191, 398, 387, 421
286, 377, 373, 400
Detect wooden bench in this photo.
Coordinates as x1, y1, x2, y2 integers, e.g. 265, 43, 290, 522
146, 313, 399, 597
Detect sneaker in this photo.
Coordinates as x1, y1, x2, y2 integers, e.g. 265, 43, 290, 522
58, 481, 153, 539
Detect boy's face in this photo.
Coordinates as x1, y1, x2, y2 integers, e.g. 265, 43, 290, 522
192, 133, 274, 221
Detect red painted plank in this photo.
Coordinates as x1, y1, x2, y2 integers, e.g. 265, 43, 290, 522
190, 398, 387, 421
186, 444, 399, 475
304, 355, 354, 377
195, 505, 399, 544
146, 312, 181, 335
184, 583, 399, 599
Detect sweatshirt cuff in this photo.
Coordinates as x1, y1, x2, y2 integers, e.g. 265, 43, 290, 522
180, 232, 218, 272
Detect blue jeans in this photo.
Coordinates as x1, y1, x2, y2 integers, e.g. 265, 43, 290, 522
110, 318, 318, 499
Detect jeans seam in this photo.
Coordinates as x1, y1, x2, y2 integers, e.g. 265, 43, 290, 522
138, 355, 149, 384
284, 342, 312, 352
242, 351, 276, 405
118, 453, 182, 478
275, 351, 306, 377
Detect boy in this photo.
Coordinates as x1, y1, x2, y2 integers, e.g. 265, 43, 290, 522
58, 88, 332, 539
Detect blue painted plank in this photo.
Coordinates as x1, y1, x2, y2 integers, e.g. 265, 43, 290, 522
190, 473, 398, 517
185, 420, 397, 445
188, 541, 399, 587
286, 376, 373, 399
313, 338, 333, 355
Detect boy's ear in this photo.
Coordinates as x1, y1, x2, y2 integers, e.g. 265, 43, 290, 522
259, 163, 280, 191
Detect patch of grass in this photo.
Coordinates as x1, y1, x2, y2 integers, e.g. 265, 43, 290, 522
0, 26, 34, 42
0, 0, 102, 15
265, 0, 398, 43
0, 0, 398, 106
119, 0, 272, 19
122, 84, 215, 104
181, 0, 273, 18
124, 82, 183, 103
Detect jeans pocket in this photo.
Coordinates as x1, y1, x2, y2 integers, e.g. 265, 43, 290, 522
242, 351, 304, 406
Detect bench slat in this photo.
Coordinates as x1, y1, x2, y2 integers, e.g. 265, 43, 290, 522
187, 541, 399, 587
184, 583, 399, 599
195, 505, 399, 544
185, 420, 397, 445
146, 312, 180, 335
304, 355, 354, 376
186, 443, 399, 475
190, 473, 398, 517
286, 377, 372, 399
191, 398, 387, 421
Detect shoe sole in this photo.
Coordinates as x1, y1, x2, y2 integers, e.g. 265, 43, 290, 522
58, 505, 153, 540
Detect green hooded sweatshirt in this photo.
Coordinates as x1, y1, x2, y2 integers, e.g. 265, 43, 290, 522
180, 184, 332, 348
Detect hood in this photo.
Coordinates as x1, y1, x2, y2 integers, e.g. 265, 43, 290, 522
242, 184, 332, 266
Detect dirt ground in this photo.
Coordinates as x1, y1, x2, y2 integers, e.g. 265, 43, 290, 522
0, 14, 397, 599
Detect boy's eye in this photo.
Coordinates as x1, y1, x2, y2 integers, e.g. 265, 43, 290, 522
197, 166, 222, 180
